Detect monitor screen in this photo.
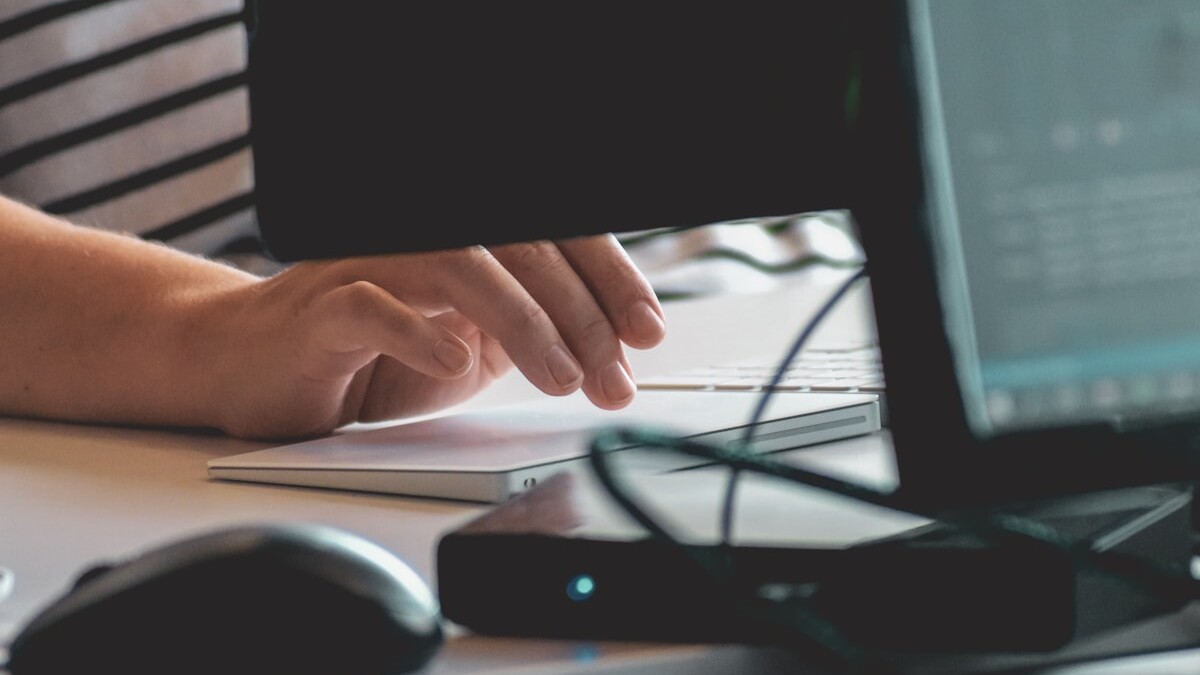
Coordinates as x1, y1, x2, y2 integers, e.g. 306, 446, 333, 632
851, 0, 1200, 507
245, 2, 856, 260
912, 0, 1200, 437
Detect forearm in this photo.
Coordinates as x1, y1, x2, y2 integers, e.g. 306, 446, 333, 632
0, 195, 258, 429
0, 194, 665, 440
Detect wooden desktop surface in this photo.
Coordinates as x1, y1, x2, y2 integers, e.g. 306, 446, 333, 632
1, 269, 1197, 674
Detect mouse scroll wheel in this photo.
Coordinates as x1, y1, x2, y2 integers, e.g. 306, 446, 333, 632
71, 563, 116, 589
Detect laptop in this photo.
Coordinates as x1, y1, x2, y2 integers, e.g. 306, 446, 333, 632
208, 388, 879, 503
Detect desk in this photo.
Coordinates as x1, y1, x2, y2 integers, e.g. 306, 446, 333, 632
0, 269, 1197, 674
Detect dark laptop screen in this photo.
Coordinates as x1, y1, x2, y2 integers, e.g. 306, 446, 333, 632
911, 0, 1200, 437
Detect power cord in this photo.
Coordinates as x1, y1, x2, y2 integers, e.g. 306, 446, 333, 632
591, 266, 898, 675
722, 266, 869, 546
586, 265, 1200, 674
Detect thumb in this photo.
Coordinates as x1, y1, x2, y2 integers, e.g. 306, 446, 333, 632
302, 280, 474, 379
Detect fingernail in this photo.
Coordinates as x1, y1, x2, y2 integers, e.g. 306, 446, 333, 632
601, 361, 636, 404
545, 344, 583, 388
627, 301, 665, 341
434, 338, 472, 374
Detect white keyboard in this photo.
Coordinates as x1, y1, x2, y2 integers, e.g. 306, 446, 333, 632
637, 342, 885, 395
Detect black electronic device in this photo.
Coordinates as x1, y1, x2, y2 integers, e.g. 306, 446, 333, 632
5, 524, 443, 675
245, 1, 855, 260
438, 472, 1195, 664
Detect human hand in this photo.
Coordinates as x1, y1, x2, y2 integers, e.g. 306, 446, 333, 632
197, 234, 665, 439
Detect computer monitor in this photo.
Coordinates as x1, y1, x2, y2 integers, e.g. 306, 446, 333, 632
245, 2, 855, 260
246, 1, 1200, 513
854, 0, 1200, 510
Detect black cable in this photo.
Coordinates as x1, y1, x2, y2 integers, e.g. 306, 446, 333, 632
586, 261, 1200, 672
721, 266, 869, 545
587, 428, 905, 675
588, 265, 902, 675
589, 424, 1200, 671
623, 266, 885, 671
599, 428, 1200, 599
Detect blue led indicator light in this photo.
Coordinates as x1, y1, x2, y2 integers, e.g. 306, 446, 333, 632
566, 574, 595, 601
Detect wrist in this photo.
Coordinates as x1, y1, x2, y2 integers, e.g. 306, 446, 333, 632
170, 276, 264, 434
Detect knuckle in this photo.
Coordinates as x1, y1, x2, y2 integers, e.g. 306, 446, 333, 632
565, 314, 619, 360
340, 280, 386, 308
498, 241, 567, 275
452, 245, 505, 276
315, 280, 393, 320
514, 300, 551, 333
578, 314, 615, 340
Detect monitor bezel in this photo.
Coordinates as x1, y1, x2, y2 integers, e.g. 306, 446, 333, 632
245, 1, 857, 262
850, 0, 1200, 512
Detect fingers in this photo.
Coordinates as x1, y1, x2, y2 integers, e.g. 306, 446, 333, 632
554, 234, 666, 350
401, 246, 592, 399
314, 235, 665, 411
301, 281, 473, 381
354, 314, 515, 423
489, 240, 638, 409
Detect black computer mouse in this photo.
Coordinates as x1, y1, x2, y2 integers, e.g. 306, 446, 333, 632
5, 523, 443, 675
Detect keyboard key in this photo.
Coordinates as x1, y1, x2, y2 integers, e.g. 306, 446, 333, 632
638, 342, 886, 396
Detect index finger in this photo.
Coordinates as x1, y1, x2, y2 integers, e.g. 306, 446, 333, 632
554, 234, 666, 350
393, 246, 589, 399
